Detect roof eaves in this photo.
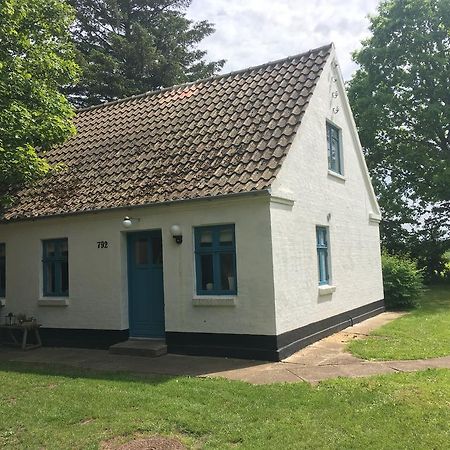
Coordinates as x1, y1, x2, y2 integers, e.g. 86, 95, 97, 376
0, 189, 271, 224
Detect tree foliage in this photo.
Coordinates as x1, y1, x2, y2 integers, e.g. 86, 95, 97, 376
0, 0, 79, 206
67, 0, 224, 107
348, 0, 450, 278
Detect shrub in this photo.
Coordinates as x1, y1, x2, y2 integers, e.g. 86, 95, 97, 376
382, 253, 424, 309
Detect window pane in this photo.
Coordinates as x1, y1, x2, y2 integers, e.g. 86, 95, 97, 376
318, 250, 328, 284
220, 253, 235, 291
325, 255, 329, 282
199, 230, 213, 247
219, 228, 233, 246
61, 261, 69, 293
60, 240, 68, 257
46, 241, 56, 257
45, 262, 56, 294
331, 126, 339, 141
200, 254, 214, 290
135, 239, 149, 265
0, 244, 4, 258
330, 138, 339, 171
152, 236, 163, 265
317, 229, 327, 247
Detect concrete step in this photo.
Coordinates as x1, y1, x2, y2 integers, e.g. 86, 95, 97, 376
109, 339, 167, 357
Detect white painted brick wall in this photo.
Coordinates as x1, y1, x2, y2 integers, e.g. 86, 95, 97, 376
269, 49, 384, 335
0, 195, 277, 334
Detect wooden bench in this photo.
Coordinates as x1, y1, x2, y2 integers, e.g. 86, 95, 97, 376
0, 323, 42, 350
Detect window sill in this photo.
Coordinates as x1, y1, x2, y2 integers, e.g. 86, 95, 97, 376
38, 298, 70, 307
318, 285, 336, 296
192, 296, 236, 307
327, 170, 346, 181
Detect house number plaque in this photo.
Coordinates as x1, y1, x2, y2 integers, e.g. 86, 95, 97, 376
97, 241, 108, 249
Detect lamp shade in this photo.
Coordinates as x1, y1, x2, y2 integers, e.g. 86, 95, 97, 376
123, 217, 133, 228
170, 224, 182, 237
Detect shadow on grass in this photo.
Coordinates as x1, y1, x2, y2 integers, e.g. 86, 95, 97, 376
0, 359, 179, 386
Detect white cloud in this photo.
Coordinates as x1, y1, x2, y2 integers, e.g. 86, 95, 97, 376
187, 0, 380, 80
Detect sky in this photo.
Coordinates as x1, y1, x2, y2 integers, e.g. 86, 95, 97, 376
187, 0, 380, 80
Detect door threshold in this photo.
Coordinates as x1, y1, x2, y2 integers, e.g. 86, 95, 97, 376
110, 339, 167, 357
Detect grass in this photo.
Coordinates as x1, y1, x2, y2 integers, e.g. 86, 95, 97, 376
348, 285, 450, 360
0, 362, 449, 449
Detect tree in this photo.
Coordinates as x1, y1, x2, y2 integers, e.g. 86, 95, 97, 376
0, 0, 79, 207
348, 0, 450, 279
67, 0, 224, 107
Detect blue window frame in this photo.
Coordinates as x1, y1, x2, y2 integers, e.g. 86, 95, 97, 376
0, 243, 5, 298
43, 239, 69, 297
327, 122, 342, 174
316, 227, 330, 285
194, 225, 237, 295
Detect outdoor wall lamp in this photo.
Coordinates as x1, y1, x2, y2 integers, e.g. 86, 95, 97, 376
170, 224, 183, 244
122, 216, 140, 228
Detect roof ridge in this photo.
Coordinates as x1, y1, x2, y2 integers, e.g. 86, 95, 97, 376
77, 43, 333, 114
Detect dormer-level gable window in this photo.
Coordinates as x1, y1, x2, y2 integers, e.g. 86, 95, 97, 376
327, 122, 342, 174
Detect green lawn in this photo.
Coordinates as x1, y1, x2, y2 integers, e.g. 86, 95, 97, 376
0, 363, 449, 449
348, 285, 450, 360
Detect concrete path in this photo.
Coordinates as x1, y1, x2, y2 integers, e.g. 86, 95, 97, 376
0, 312, 449, 384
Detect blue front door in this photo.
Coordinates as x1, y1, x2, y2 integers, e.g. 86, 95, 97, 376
127, 230, 165, 338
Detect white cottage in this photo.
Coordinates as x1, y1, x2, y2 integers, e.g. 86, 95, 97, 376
0, 44, 384, 361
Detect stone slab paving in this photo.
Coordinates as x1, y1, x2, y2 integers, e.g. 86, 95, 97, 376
0, 312, 449, 384
386, 356, 450, 372
284, 362, 398, 384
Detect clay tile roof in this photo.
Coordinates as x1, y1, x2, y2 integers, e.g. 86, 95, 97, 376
3, 43, 332, 221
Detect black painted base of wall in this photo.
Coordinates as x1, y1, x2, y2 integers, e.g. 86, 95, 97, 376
39, 299, 384, 361
275, 299, 385, 360
40, 328, 129, 350
167, 299, 385, 361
